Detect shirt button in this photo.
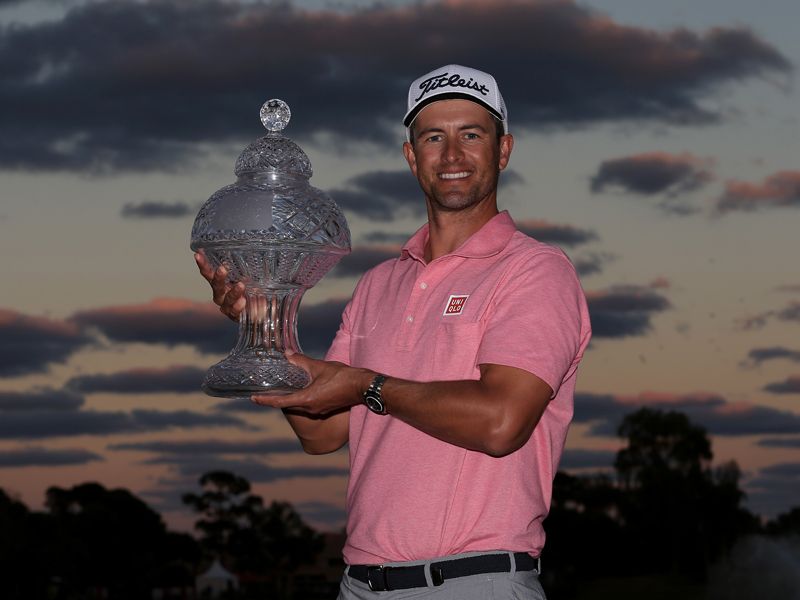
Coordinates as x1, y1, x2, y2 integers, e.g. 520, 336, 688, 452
420, 282, 428, 290
406, 315, 414, 323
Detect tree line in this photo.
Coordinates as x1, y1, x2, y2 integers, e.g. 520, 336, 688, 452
1, 407, 798, 600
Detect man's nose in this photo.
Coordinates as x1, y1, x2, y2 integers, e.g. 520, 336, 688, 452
442, 137, 464, 162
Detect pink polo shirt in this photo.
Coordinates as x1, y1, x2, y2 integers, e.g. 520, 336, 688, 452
326, 211, 591, 564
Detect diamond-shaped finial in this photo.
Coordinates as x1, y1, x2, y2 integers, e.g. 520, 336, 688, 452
260, 99, 291, 132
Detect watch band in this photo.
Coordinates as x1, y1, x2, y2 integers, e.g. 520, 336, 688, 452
363, 374, 388, 415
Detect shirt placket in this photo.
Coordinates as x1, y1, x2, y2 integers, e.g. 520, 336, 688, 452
395, 259, 449, 351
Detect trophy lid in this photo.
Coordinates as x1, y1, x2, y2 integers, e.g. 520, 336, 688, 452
234, 99, 313, 179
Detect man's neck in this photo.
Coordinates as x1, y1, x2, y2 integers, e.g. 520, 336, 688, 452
423, 199, 499, 262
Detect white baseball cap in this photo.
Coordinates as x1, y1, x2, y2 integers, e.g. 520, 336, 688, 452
403, 64, 509, 136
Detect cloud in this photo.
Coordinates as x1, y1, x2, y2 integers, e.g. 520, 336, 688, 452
743, 347, 800, 367
758, 437, 800, 448
590, 152, 714, 196
120, 201, 194, 219
559, 448, 616, 470
363, 231, 413, 245
330, 170, 425, 221
738, 301, 800, 330
572, 253, 614, 278
294, 500, 347, 529
332, 245, 401, 278
0, 0, 789, 171
298, 298, 349, 357
0, 309, 92, 376
575, 391, 800, 437
516, 220, 598, 247
746, 462, 800, 517
144, 455, 348, 484
717, 171, 800, 213
0, 388, 84, 412
764, 376, 800, 395
66, 365, 206, 394
0, 408, 249, 439
109, 438, 303, 455
0, 446, 102, 467
70, 298, 236, 354
586, 285, 671, 338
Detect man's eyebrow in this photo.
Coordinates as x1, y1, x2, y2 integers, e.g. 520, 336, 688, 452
415, 123, 489, 139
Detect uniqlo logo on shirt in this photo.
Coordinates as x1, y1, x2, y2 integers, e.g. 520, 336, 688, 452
443, 294, 469, 316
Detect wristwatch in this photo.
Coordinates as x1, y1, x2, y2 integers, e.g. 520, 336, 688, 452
363, 374, 388, 415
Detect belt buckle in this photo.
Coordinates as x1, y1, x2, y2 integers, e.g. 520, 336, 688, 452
366, 565, 392, 591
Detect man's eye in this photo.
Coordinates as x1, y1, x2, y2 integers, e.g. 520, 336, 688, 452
426, 135, 443, 142
464, 132, 480, 140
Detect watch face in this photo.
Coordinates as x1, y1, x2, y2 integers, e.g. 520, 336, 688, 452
365, 393, 384, 414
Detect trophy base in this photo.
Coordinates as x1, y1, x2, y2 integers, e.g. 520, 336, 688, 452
201, 353, 310, 399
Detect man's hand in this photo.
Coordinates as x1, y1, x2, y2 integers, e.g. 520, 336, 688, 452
194, 250, 246, 321
253, 351, 373, 416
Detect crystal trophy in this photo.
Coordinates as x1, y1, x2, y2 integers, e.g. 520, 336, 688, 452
191, 100, 350, 397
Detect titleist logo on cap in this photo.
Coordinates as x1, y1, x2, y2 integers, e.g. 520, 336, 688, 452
414, 71, 490, 102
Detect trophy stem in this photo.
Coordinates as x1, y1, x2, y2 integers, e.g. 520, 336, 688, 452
235, 288, 303, 356
201, 287, 311, 398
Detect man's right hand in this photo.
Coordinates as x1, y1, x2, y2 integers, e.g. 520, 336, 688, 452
194, 250, 246, 321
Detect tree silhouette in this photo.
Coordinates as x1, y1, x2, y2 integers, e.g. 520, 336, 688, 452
183, 470, 323, 599
613, 408, 757, 579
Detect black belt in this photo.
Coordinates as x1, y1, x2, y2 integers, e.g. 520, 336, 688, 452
348, 552, 538, 592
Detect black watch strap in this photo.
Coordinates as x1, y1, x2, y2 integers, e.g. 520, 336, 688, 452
363, 374, 388, 415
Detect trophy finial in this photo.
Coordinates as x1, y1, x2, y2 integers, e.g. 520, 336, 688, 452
260, 99, 291, 132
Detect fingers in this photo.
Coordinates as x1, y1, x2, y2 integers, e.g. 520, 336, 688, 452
219, 282, 246, 321
194, 251, 215, 281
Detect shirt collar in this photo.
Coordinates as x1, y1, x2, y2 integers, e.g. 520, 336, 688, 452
401, 210, 518, 262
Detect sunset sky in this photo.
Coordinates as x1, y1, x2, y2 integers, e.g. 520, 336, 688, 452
1, 0, 798, 533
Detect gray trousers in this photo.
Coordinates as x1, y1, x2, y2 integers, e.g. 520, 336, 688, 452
337, 551, 546, 600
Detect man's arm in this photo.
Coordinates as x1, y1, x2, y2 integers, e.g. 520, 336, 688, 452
254, 352, 553, 458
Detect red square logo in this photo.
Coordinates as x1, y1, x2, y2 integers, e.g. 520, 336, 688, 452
443, 294, 469, 316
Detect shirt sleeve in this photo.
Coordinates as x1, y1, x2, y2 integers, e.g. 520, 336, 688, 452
475, 248, 591, 396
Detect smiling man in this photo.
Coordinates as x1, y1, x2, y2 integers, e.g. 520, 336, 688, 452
197, 64, 591, 599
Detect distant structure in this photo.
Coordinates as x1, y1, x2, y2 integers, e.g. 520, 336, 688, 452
196, 559, 238, 598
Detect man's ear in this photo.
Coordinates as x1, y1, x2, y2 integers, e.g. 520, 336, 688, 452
403, 141, 418, 177
498, 134, 514, 171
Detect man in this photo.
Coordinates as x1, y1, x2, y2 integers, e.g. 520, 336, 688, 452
196, 65, 591, 599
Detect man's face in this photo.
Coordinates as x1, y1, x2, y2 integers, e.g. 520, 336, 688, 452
403, 99, 513, 213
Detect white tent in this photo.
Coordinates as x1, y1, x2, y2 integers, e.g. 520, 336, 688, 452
196, 559, 238, 598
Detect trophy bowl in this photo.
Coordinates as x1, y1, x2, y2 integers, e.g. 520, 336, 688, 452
191, 100, 350, 398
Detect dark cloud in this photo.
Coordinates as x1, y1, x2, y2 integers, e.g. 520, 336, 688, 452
109, 438, 303, 455
745, 462, 800, 518
0, 408, 248, 439
0, 0, 789, 171
0, 388, 84, 412
144, 455, 348, 484
559, 448, 616, 470
586, 285, 671, 338
120, 201, 193, 219
0, 446, 102, 467
764, 376, 800, 395
738, 301, 800, 330
330, 170, 424, 221
363, 231, 413, 245
0, 309, 92, 376
212, 399, 271, 413
575, 390, 800, 437
516, 219, 598, 247
70, 298, 236, 354
298, 298, 349, 358
590, 152, 714, 196
758, 437, 800, 448
743, 347, 800, 367
66, 365, 206, 394
294, 500, 347, 529
332, 245, 401, 278
572, 253, 614, 278
717, 171, 800, 213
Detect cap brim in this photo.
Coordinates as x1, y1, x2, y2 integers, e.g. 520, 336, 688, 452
403, 92, 504, 128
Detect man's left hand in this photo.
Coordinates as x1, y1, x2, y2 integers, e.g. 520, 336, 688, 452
252, 351, 372, 416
